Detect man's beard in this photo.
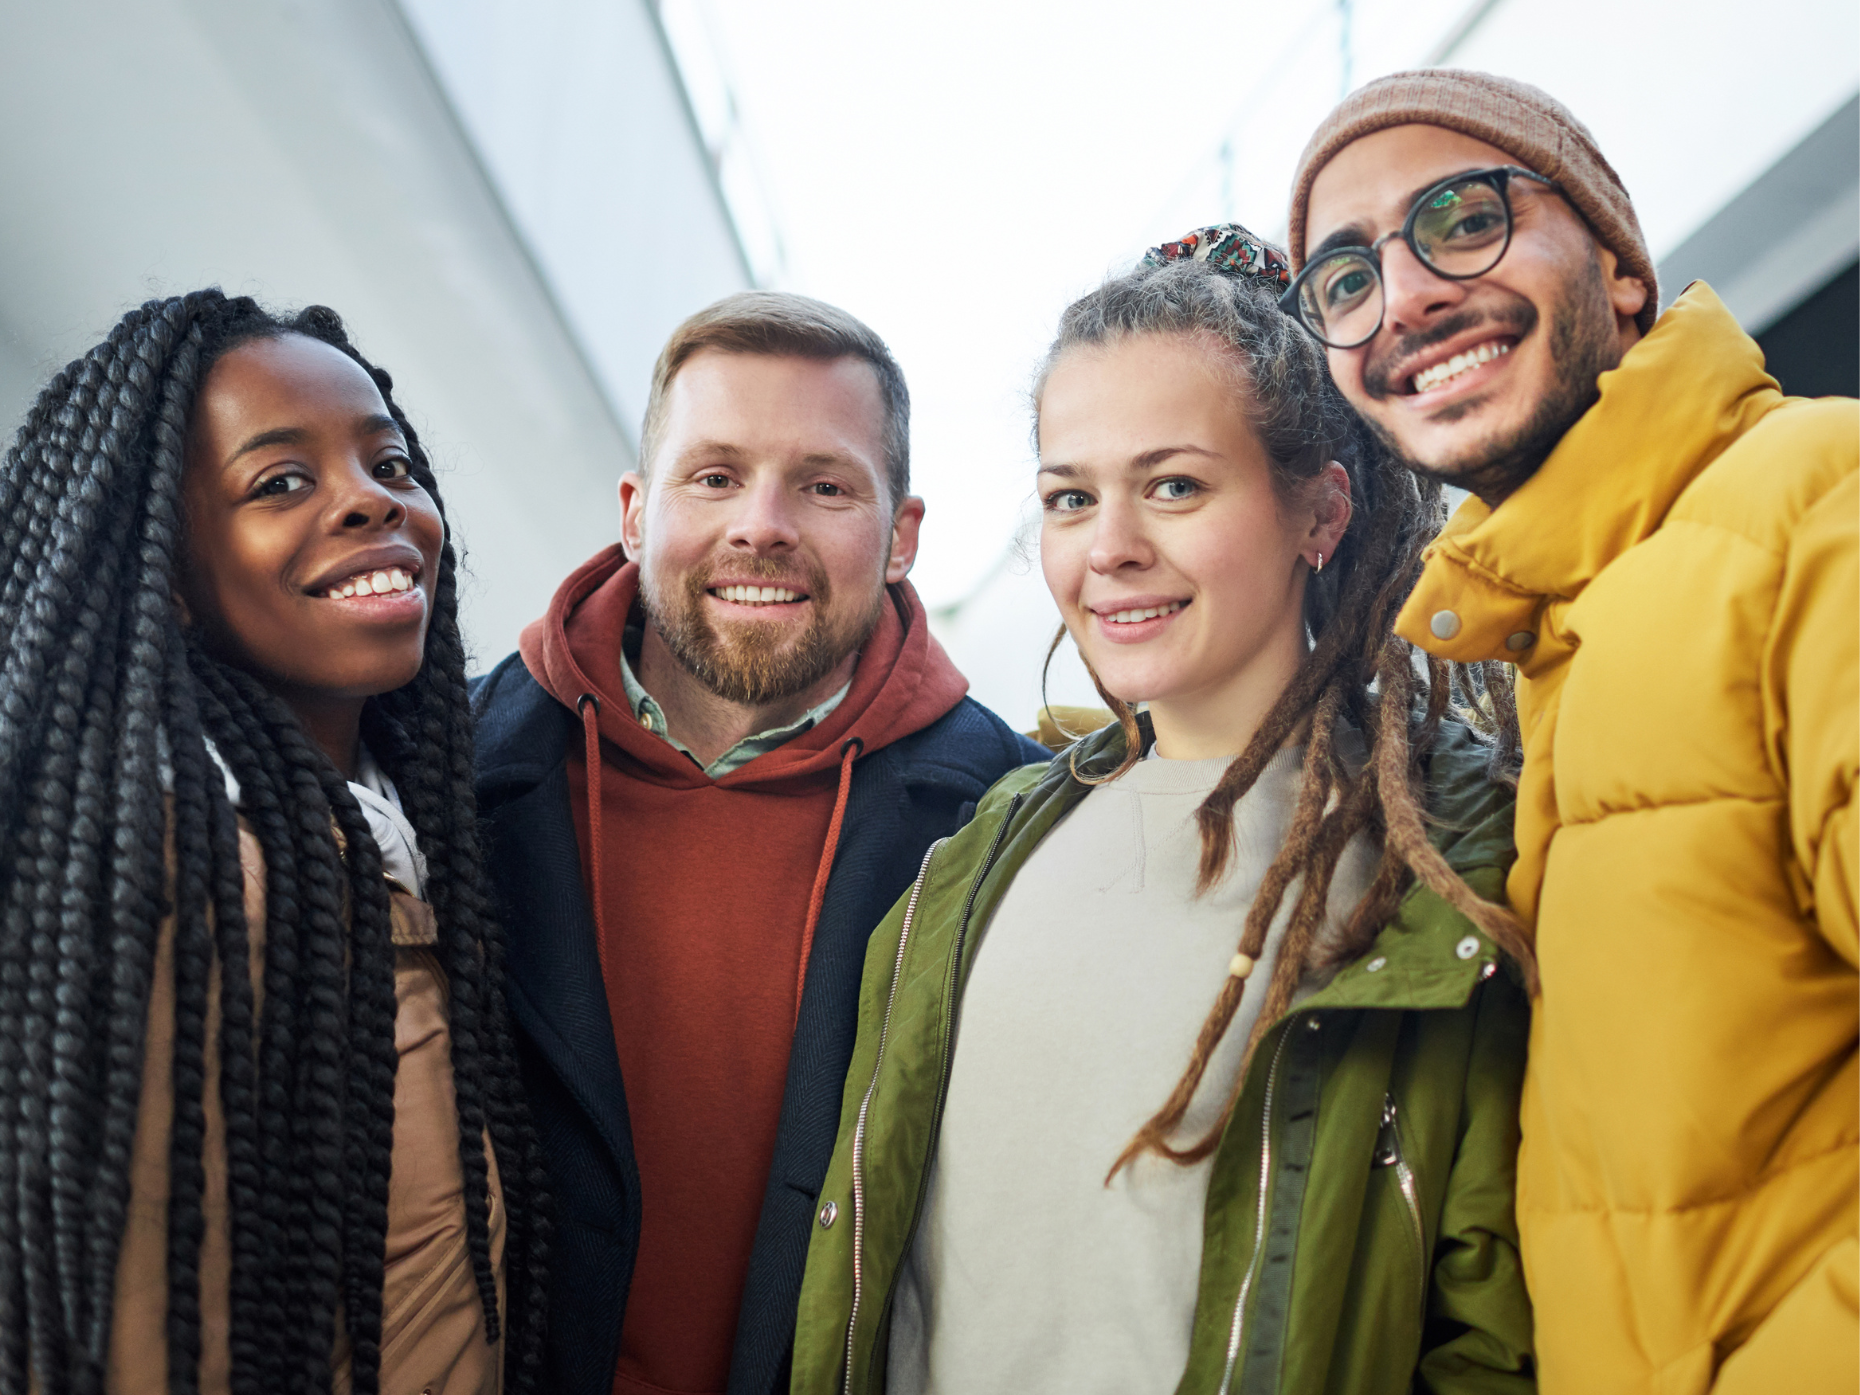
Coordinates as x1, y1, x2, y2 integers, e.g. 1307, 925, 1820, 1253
1361, 246, 1623, 507
639, 552, 887, 707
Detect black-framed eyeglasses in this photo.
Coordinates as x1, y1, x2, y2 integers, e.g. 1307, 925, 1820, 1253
1280, 166, 1562, 349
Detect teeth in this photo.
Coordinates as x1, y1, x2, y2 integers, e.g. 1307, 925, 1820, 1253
1412, 340, 1510, 394
324, 565, 417, 599
1105, 601, 1184, 624
714, 585, 802, 605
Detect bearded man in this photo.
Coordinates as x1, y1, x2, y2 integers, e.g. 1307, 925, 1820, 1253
472, 293, 1044, 1395
1284, 72, 1857, 1394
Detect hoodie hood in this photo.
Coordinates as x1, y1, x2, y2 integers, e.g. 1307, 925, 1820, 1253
519, 544, 969, 789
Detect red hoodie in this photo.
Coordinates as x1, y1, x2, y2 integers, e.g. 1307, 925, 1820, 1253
519, 546, 968, 1395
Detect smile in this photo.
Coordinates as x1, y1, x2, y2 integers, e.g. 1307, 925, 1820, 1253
321, 565, 418, 600
1103, 600, 1185, 624
709, 585, 807, 606
1407, 338, 1513, 395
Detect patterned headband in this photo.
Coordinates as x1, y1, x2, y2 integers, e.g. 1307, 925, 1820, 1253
1140, 223, 1291, 288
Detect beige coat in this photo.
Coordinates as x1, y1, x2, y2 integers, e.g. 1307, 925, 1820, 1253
106, 820, 507, 1393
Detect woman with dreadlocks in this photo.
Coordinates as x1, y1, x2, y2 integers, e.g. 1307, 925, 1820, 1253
0, 291, 547, 1393
788, 227, 1538, 1395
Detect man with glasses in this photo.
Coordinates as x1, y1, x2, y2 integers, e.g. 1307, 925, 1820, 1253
1286, 70, 1856, 1394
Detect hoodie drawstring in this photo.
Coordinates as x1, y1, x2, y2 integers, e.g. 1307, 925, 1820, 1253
578, 699, 859, 1034
795, 737, 862, 1031
577, 693, 613, 996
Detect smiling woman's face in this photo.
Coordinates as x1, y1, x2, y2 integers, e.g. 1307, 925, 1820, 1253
1038, 332, 1347, 752
179, 333, 444, 751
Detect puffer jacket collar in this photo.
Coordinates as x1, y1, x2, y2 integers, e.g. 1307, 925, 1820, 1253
1394, 282, 1783, 670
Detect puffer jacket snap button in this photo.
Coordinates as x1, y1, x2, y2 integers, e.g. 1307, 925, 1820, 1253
1430, 609, 1461, 640
1506, 630, 1536, 651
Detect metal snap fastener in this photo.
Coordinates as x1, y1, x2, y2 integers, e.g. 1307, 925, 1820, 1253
1366, 956, 1387, 973
639, 710, 657, 731
1305, 1016, 1322, 1032
1456, 935, 1481, 960
1429, 609, 1461, 640
1505, 630, 1536, 652
818, 1200, 837, 1229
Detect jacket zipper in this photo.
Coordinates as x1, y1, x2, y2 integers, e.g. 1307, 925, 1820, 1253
842, 836, 946, 1395
843, 792, 1025, 1395
1373, 1091, 1428, 1317
1215, 1023, 1296, 1395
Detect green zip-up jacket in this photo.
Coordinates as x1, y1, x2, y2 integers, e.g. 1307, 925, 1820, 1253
791, 719, 1535, 1394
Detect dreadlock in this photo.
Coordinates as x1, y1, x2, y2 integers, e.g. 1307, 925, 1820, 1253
1028, 259, 1537, 1181
0, 290, 549, 1393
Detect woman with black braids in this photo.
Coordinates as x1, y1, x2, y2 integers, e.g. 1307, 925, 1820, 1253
0, 290, 547, 1393
790, 228, 1538, 1394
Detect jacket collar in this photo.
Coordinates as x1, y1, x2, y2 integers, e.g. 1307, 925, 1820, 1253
1010, 716, 1517, 1009
1395, 283, 1782, 665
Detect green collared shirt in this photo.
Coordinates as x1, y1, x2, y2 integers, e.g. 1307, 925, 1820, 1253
617, 628, 853, 779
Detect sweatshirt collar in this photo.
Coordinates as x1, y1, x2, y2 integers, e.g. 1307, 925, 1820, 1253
1394, 282, 1781, 664
615, 623, 854, 779
519, 546, 972, 787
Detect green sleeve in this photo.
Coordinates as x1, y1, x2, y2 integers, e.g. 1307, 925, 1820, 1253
1416, 975, 1536, 1394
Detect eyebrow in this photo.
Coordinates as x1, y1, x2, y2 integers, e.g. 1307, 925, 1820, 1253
1307, 168, 1492, 261
1037, 445, 1219, 477
675, 442, 878, 478
675, 439, 747, 462
796, 450, 872, 472
224, 413, 404, 468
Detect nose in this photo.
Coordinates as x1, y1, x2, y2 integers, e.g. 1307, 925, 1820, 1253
1378, 237, 1467, 334
331, 460, 406, 531
725, 477, 801, 554
1086, 497, 1153, 576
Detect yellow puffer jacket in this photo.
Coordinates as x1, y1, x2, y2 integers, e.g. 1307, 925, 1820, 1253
1395, 283, 1857, 1394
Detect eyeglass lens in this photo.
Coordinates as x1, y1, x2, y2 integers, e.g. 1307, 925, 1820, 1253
1295, 177, 1514, 348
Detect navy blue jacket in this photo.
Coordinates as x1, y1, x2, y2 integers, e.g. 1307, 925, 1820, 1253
471, 653, 1046, 1395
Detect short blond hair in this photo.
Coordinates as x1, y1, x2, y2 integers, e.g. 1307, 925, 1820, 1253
638, 291, 910, 503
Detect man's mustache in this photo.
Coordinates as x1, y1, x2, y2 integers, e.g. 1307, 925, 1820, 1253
1362, 302, 1537, 399
687, 553, 830, 602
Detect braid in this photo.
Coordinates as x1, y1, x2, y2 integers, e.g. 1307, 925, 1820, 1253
319, 773, 396, 1395
0, 290, 548, 1393
288, 307, 551, 1381
189, 659, 312, 1392
162, 637, 215, 1395
1036, 260, 1535, 1178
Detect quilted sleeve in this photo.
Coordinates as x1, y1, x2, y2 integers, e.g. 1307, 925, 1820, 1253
1769, 466, 1858, 967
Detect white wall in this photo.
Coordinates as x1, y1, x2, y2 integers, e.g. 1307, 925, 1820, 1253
0, 0, 746, 667
398, 0, 752, 438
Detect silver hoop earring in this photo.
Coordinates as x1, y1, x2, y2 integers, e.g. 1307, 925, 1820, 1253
1314, 552, 1325, 575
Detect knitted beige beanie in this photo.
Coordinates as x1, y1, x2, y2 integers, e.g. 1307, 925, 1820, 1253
1287, 69, 1658, 332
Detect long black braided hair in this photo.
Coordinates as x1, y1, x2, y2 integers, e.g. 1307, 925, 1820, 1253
0, 290, 549, 1394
